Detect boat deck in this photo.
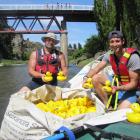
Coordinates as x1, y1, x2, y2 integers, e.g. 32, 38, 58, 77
77, 121, 140, 140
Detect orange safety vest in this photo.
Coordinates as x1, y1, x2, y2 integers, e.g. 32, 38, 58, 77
35, 48, 61, 74
110, 48, 140, 87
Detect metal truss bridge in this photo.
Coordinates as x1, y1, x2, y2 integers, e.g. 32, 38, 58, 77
0, 4, 95, 34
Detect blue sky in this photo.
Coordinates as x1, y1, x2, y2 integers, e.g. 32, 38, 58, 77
0, 0, 98, 46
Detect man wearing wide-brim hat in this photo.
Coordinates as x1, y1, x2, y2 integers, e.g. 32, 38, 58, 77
41, 32, 59, 45
19, 32, 68, 92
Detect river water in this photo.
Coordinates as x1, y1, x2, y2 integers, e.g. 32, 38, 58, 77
0, 64, 80, 125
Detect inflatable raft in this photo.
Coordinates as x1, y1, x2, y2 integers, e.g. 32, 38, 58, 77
0, 57, 140, 140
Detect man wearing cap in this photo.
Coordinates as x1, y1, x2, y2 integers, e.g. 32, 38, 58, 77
20, 33, 68, 91
83, 30, 140, 109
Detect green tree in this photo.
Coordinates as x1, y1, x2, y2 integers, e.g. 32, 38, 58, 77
68, 44, 73, 49
73, 43, 77, 49
84, 0, 140, 58
84, 35, 102, 58
121, 0, 140, 48
78, 43, 82, 49
94, 0, 116, 50
68, 43, 74, 60
0, 19, 15, 59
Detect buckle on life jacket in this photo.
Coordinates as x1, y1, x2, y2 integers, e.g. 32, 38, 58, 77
114, 75, 118, 78
49, 59, 58, 65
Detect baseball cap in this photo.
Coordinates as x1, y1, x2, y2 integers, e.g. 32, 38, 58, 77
108, 30, 124, 40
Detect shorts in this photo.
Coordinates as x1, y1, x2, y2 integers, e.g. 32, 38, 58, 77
26, 80, 44, 90
108, 75, 139, 103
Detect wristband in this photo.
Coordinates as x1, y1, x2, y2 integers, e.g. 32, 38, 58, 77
84, 75, 89, 78
83, 75, 89, 80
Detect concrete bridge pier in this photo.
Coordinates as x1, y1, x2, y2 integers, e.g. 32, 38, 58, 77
60, 20, 68, 66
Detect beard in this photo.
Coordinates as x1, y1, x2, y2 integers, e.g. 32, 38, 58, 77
110, 45, 122, 54
45, 44, 54, 49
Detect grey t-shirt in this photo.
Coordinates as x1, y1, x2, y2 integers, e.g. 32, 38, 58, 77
102, 52, 140, 71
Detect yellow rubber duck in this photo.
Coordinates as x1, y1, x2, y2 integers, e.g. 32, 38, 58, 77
105, 80, 111, 86
82, 77, 94, 89
42, 71, 53, 82
102, 80, 112, 93
57, 71, 67, 81
130, 103, 140, 113
126, 103, 140, 124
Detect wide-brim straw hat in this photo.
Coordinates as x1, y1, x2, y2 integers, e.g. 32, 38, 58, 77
41, 33, 59, 45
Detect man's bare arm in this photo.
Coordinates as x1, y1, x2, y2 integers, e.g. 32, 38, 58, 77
28, 51, 44, 78
116, 70, 139, 91
59, 53, 68, 76
86, 61, 107, 78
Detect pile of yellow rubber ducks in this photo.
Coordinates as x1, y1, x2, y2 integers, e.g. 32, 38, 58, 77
82, 78, 94, 89
36, 97, 96, 119
42, 71, 67, 82
126, 103, 140, 124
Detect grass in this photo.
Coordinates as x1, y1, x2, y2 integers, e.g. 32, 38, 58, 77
0, 57, 93, 68
0, 59, 27, 66
77, 58, 94, 68
69, 57, 94, 68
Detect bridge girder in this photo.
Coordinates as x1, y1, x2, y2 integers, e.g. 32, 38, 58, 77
0, 16, 66, 34
0, 4, 95, 33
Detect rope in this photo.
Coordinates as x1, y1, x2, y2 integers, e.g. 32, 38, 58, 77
106, 75, 119, 110
114, 77, 119, 110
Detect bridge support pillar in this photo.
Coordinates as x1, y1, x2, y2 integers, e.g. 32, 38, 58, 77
60, 20, 68, 66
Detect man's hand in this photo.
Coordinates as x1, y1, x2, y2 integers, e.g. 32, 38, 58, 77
102, 85, 118, 95
82, 76, 94, 89
111, 86, 118, 94
41, 74, 47, 82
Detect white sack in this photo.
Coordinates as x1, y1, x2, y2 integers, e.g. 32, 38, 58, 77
0, 85, 105, 140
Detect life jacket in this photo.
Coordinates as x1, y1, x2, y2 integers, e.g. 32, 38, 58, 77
110, 48, 140, 87
35, 48, 61, 74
